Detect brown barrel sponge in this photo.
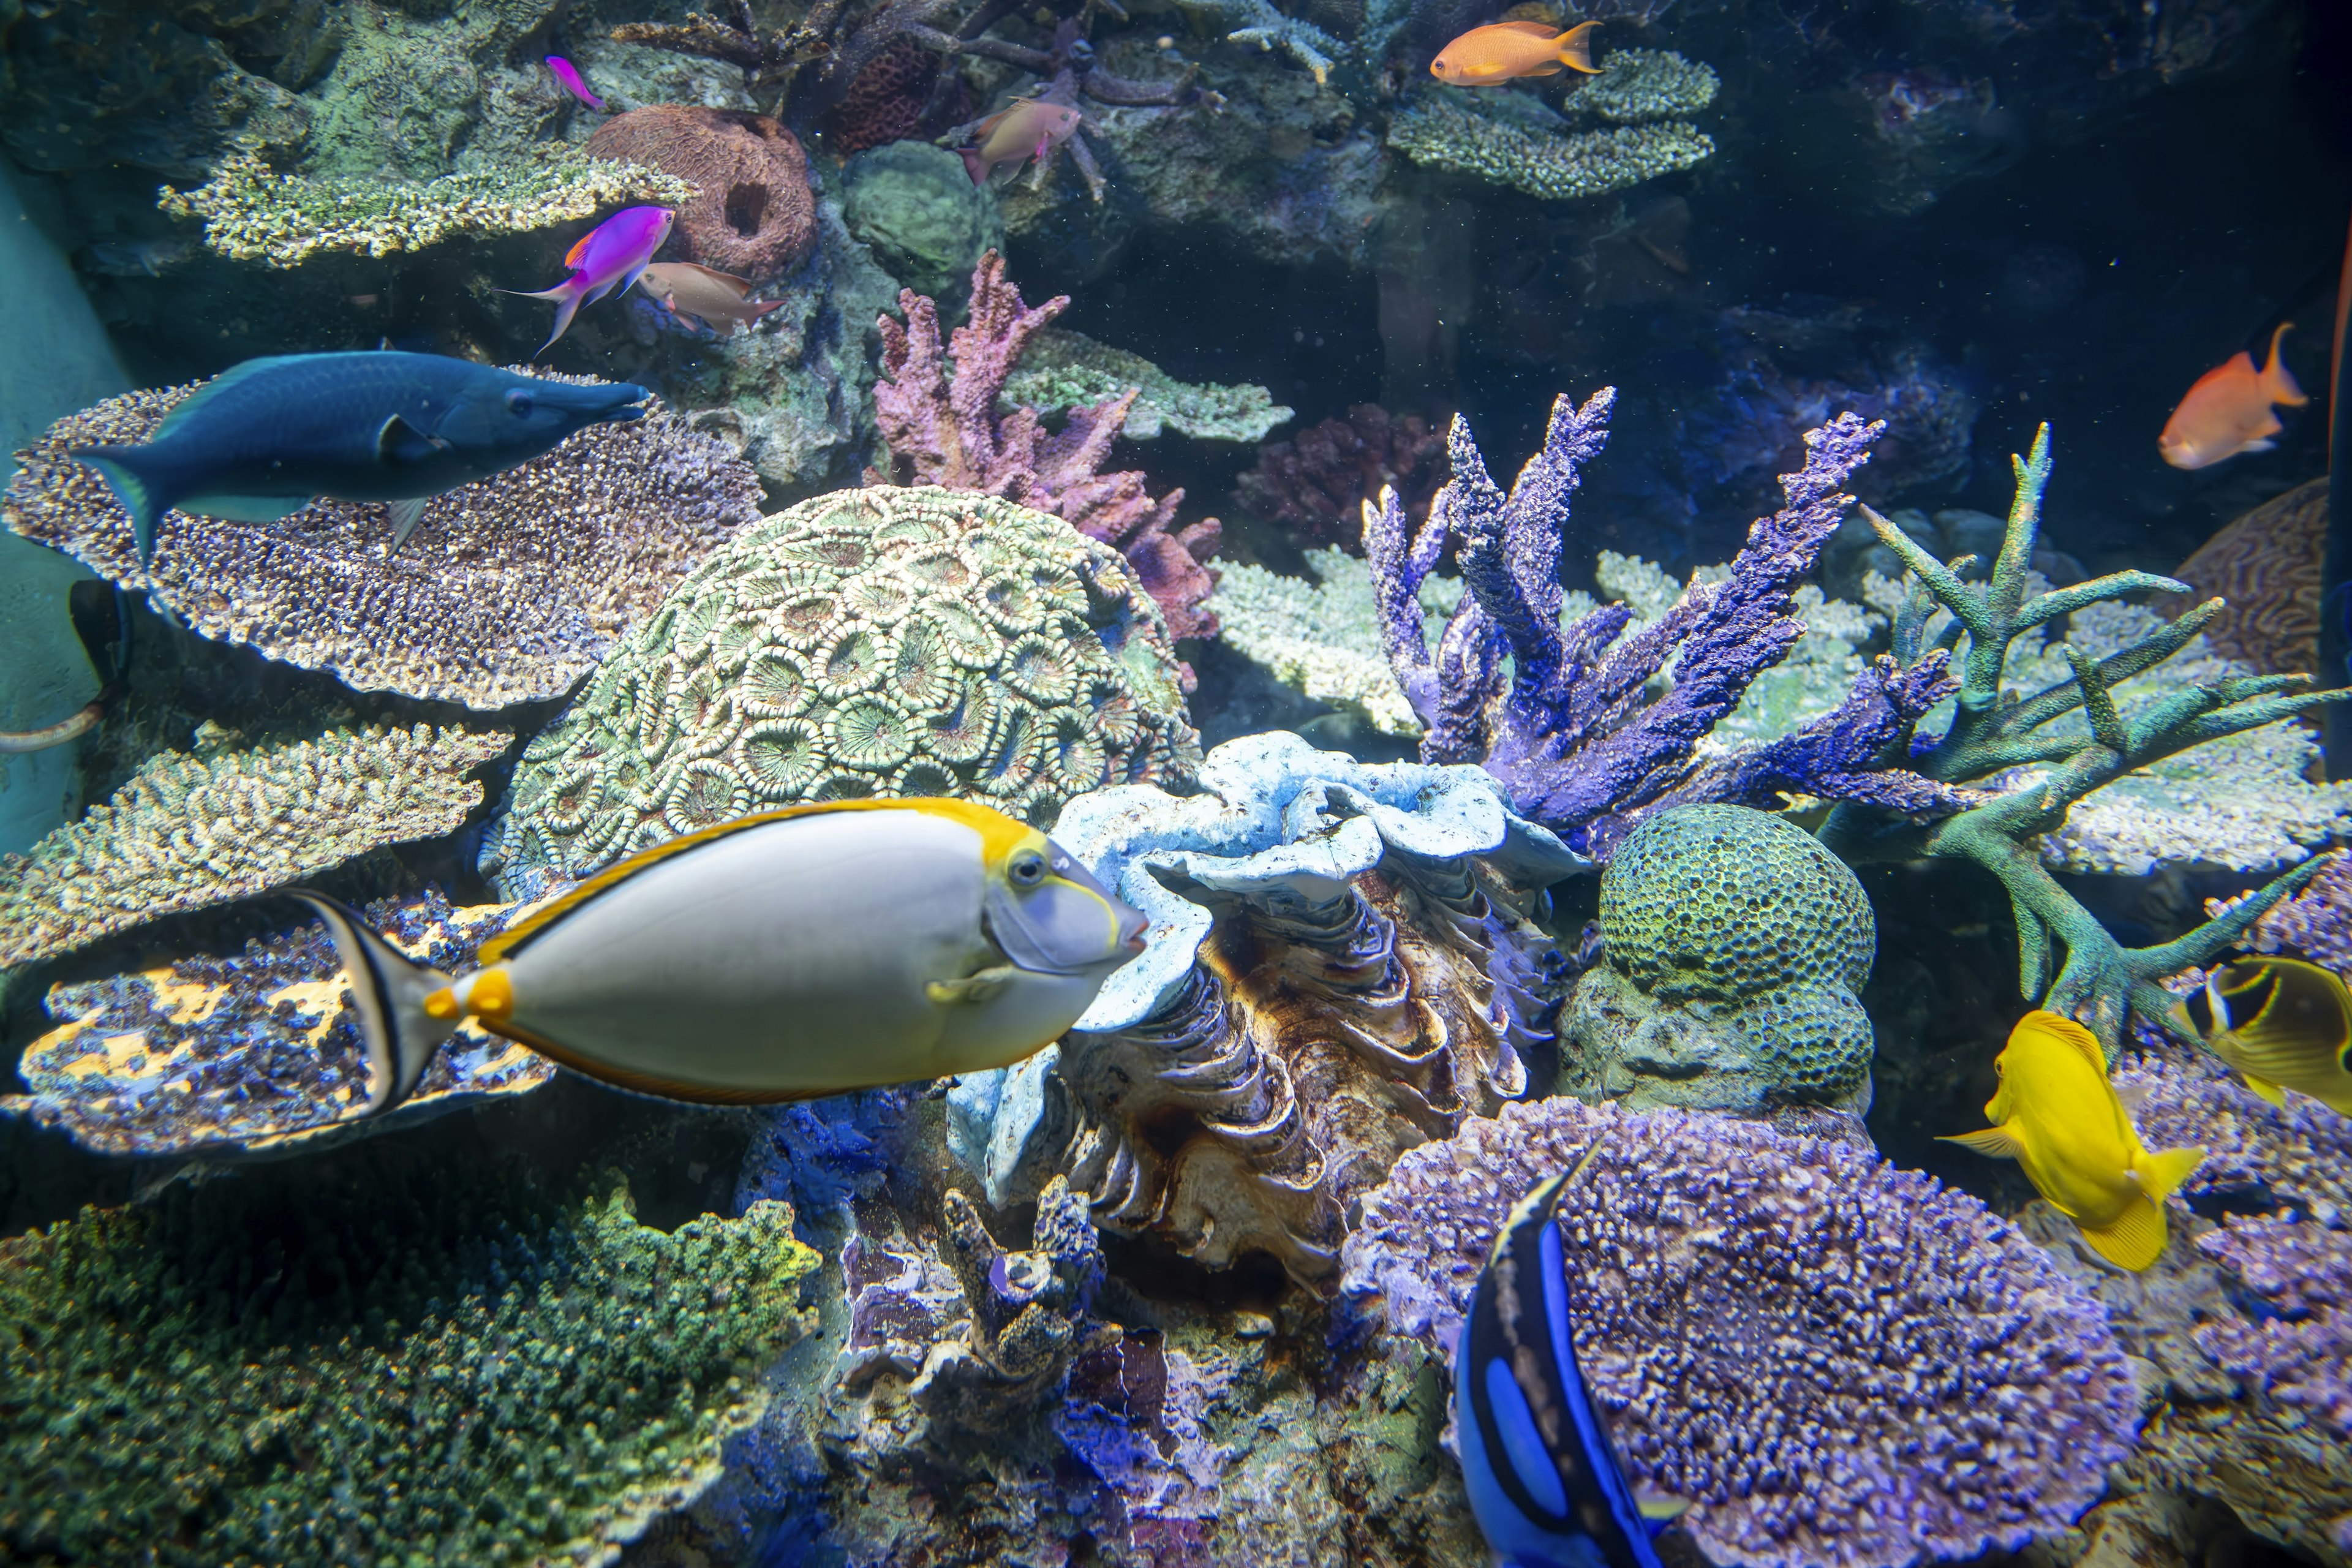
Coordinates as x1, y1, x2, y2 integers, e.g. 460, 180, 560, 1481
587, 107, 816, 279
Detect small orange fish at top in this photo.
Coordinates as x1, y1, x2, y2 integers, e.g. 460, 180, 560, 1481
2158, 321, 2309, 469
1430, 20, 1601, 87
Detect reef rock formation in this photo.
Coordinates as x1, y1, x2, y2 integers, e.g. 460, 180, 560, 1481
482, 486, 1200, 897
1006, 329, 1292, 445
1566, 803, 1877, 1130
947, 731, 1586, 1284
3, 889, 548, 1158
841, 141, 1006, 303
1341, 1095, 2140, 1568
0, 723, 510, 971
587, 107, 817, 279
4, 375, 762, 709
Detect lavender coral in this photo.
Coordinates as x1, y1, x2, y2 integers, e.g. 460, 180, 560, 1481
1339, 1096, 2138, 1568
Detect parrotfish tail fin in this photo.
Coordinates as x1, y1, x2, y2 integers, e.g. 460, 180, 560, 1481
288, 889, 461, 1118
2138, 1144, 2206, 1204
2078, 1194, 2170, 1272
1560, 21, 1602, 72
70, 445, 169, 567
2264, 322, 2309, 407
1937, 1125, 2024, 1160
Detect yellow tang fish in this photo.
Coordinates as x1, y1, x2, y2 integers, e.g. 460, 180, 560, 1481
1939, 1011, 2204, 1272
2196, 956, 2352, 1115
293, 798, 1147, 1112
1430, 20, 1602, 87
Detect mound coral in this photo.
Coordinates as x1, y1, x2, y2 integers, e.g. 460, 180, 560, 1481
4, 889, 548, 1158
2171, 475, 2328, 677
0, 723, 510, 971
871, 252, 1223, 644
1567, 803, 1877, 1123
1339, 1096, 2139, 1568
586, 107, 817, 279
481, 486, 1200, 895
0, 1156, 818, 1567
155, 148, 695, 268
4, 374, 763, 709
1235, 403, 1445, 551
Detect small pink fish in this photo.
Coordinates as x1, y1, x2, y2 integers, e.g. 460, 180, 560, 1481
960, 99, 1084, 186
545, 55, 606, 110
502, 206, 675, 355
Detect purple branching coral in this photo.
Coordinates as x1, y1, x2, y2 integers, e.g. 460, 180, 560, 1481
1365, 388, 1972, 854
1338, 1096, 2138, 1568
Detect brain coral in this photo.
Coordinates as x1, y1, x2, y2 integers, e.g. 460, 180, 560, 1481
482, 486, 1200, 894
1338, 1096, 2138, 1568
0, 1156, 818, 1568
4, 373, 763, 709
1567, 803, 1877, 1117
586, 107, 817, 280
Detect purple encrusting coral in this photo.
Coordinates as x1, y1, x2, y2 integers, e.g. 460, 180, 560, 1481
2229, 853, 2352, 972
1365, 389, 1970, 854
1338, 1096, 2138, 1568
2195, 1218, 2352, 1438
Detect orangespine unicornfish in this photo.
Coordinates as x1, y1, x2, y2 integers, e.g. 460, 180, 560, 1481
70, 352, 650, 564
2190, 956, 2352, 1115
1939, 1011, 2204, 1271
1456, 1139, 1687, 1568
288, 798, 1148, 1115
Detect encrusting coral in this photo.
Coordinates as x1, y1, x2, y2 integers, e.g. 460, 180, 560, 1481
1389, 52, 1718, 204
5, 374, 763, 709
1340, 1095, 2140, 1568
156, 148, 695, 268
1209, 548, 1464, 736
585, 107, 817, 279
481, 486, 1200, 896
871, 252, 1224, 644
0, 1154, 818, 1568
4, 890, 549, 1158
1004, 328, 1294, 444
1235, 403, 1446, 551
0, 723, 510, 971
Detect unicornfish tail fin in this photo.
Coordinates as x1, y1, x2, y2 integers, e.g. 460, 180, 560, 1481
70, 445, 171, 566
288, 889, 461, 1117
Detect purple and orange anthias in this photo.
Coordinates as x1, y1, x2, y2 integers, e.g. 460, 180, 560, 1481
502, 206, 675, 355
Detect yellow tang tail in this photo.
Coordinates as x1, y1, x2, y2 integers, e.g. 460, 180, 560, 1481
2078, 1196, 2169, 1272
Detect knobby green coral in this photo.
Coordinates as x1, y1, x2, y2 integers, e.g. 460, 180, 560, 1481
1208, 548, 1462, 734
1575, 49, 1719, 124
0, 1161, 818, 1567
158, 148, 696, 267
0, 722, 511, 970
1005, 328, 1293, 443
1389, 70, 1716, 202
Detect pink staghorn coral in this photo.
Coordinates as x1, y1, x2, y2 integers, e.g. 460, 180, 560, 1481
870, 251, 1221, 655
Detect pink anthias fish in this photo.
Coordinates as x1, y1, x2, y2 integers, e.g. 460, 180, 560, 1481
545, 55, 605, 110
960, 99, 1085, 186
503, 206, 675, 355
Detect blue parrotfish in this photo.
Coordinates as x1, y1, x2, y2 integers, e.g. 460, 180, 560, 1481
1456, 1141, 1687, 1568
70, 352, 649, 564
292, 798, 1148, 1117
503, 205, 676, 355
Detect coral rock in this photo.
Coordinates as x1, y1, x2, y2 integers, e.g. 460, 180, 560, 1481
587, 107, 818, 280
1341, 1095, 2140, 1568
842, 141, 1006, 303
2169, 475, 2327, 678
483, 486, 1200, 895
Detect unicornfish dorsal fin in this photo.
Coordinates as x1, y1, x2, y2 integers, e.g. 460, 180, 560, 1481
288, 889, 462, 1116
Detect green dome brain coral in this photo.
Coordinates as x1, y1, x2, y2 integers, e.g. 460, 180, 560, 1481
483, 486, 1201, 894
1570, 804, 1878, 1120
0, 1158, 817, 1568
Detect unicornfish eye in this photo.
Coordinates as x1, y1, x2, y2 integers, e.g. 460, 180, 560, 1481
506, 390, 534, 417
1009, 849, 1047, 887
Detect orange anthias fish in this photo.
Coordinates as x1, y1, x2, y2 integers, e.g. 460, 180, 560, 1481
638, 262, 786, 336
1430, 20, 1601, 87
960, 100, 1085, 186
2158, 321, 2309, 469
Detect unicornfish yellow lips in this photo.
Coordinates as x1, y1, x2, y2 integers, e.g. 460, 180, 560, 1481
288, 798, 1149, 1113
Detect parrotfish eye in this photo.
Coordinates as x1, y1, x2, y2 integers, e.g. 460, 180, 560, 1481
506, 390, 535, 418
1009, 848, 1047, 887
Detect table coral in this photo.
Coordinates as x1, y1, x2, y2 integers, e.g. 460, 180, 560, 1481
1387, 89, 1715, 203
5, 372, 763, 709
481, 486, 1200, 895
1339, 1095, 2139, 1568
586, 107, 816, 279
1005, 328, 1293, 443
1575, 48, 1722, 123
156, 148, 695, 268
0, 1155, 818, 1568
0, 722, 510, 971
3, 889, 551, 1158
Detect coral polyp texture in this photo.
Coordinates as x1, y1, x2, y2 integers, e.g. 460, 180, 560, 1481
2169, 473, 2326, 678
1338, 1096, 2139, 1568
947, 731, 1586, 1284
4, 374, 763, 708
1004, 328, 1294, 444
872, 251, 1224, 643
4, 890, 550, 1158
0, 723, 510, 971
0, 1156, 818, 1568
1568, 803, 1877, 1123
1389, 53, 1718, 204
1235, 402, 1446, 550
156, 148, 696, 268
481, 486, 1200, 896
584, 107, 816, 279
1209, 548, 1464, 736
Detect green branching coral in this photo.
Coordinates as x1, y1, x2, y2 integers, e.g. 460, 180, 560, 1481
0, 1158, 818, 1567
1575, 49, 1721, 124
1209, 549, 1461, 735
1817, 426, 2344, 1047
1004, 328, 1294, 443
1389, 67, 1716, 202
0, 722, 511, 970
157, 148, 696, 268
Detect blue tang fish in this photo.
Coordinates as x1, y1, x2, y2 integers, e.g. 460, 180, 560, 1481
71, 351, 650, 564
1457, 1142, 1686, 1568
